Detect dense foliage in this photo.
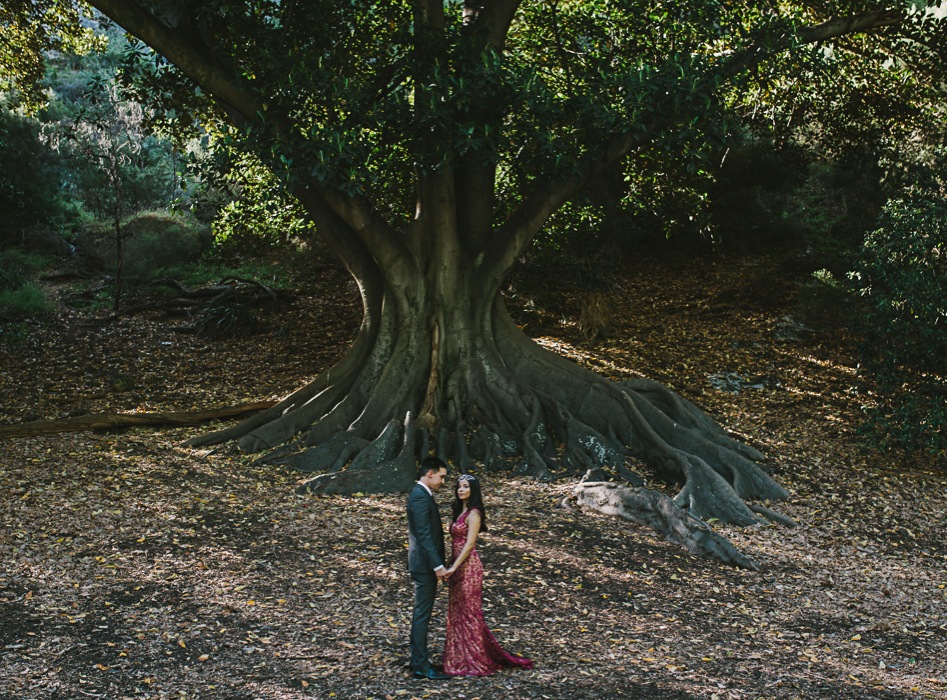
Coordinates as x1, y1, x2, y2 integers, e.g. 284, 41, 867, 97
0, 248, 52, 316
0, 98, 81, 234
850, 148, 947, 460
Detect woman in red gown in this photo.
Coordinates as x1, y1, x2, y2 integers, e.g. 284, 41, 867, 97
443, 474, 533, 676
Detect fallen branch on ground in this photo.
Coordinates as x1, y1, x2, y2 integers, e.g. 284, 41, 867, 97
0, 402, 277, 439
570, 471, 766, 570
40, 271, 100, 282
100, 277, 293, 322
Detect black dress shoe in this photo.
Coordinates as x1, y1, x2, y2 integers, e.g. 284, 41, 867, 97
412, 669, 450, 680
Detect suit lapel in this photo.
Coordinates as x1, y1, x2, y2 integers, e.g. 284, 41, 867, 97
429, 489, 440, 525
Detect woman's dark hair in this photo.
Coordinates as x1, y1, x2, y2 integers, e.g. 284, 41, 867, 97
451, 476, 488, 532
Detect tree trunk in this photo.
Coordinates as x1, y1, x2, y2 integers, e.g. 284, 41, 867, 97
182, 174, 790, 529
111, 169, 124, 313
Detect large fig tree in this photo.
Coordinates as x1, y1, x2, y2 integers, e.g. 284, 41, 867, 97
4, 0, 941, 530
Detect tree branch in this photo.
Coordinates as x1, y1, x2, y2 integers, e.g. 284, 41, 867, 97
88, 0, 412, 274
800, 10, 903, 44
87, 0, 264, 123
462, 0, 523, 50
481, 8, 906, 281
720, 9, 904, 80
312, 182, 416, 274
480, 119, 661, 285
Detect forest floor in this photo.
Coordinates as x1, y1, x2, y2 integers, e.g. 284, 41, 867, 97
1, 248, 946, 700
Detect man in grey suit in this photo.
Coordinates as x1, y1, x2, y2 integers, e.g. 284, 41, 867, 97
406, 456, 450, 680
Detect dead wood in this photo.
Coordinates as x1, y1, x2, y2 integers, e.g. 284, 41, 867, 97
40, 271, 99, 282
103, 298, 200, 320
571, 472, 761, 570
217, 276, 279, 302
0, 402, 277, 439
99, 277, 292, 323
146, 277, 235, 298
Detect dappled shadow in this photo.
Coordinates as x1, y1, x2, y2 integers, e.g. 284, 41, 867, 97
3, 253, 946, 699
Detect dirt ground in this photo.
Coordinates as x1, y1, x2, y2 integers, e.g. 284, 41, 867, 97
1, 252, 946, 700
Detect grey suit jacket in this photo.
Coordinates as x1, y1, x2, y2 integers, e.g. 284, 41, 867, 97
406, 482, 445, 574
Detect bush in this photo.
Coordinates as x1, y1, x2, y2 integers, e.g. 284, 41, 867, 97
0, 283, 52, 314
87, 211, 211, 280
0, 250, 53, 314
121, 222, 208, 279
796, 269, 852, 330
849, 150, 947, 459
0, 249, 52, 290
0, 100, 82, 234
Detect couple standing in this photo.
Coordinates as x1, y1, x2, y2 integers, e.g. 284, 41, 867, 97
406, 456, 534, 679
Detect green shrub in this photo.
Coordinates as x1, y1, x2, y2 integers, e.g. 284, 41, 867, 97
0, 249, 52, 290
122, 223, 206, 279
0, 283, 52, 314
88, 211, 211, 280
849, 150, 947, 460
0, 100, 82, 234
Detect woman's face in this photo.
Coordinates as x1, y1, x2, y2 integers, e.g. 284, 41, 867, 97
456, 480, 471, 501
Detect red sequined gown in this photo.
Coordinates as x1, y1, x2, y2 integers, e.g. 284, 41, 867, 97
443, 509, 534, 676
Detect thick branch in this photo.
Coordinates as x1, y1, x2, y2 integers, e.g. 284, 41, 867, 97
720, 10, 904, 79
462, 0, 523, 50
481, 120, 660, 282
89, 1, 409, 273
87, 0, 263, 122
800, 10, 903, 44
455, 152, 497, 252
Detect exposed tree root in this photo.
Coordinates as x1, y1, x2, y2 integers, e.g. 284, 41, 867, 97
298, 413, 420, 495
0, 402, 276, 439
570, 475, 760, 571
280, 431, 370, 473
182, 291, 794, 564
749, 504, 799, 528
97, 277, 292, 326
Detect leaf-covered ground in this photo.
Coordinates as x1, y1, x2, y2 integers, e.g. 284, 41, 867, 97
2, 252, 946, 700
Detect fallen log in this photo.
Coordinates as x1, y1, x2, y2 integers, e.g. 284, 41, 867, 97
0, 402, 277, 439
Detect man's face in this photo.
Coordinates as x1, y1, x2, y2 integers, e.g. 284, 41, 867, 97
428, 467, 447, 492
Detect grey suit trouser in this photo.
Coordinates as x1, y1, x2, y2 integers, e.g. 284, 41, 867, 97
409, 572, 437, 672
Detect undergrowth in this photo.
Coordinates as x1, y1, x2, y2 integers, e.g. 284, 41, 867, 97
0, 250, 53, 314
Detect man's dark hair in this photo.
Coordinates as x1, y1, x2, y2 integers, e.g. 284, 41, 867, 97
417, 456, 447, 481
